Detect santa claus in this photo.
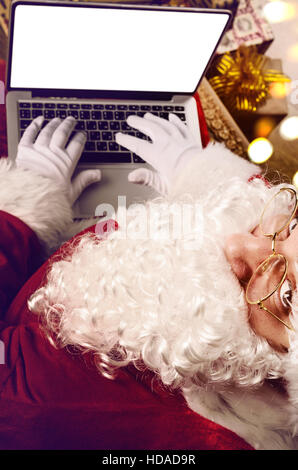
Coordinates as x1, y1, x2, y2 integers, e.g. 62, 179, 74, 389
1, 113, 298, 450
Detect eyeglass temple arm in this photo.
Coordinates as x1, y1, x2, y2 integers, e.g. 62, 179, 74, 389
271, 232, 277, 254
259, 301, 294, 331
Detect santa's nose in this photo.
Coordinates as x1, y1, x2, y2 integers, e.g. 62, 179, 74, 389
224, 233, 273, 284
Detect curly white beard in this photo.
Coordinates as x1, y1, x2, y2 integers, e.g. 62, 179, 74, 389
29, 176, 298, 449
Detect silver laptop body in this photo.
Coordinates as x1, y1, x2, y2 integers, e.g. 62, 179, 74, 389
6, 0, 231, 217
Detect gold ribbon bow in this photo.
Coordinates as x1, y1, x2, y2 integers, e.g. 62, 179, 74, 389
210, 46, 290, 112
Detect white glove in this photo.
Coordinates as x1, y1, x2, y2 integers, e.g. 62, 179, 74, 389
16, 115, 102, 205
115, 112, 201, 195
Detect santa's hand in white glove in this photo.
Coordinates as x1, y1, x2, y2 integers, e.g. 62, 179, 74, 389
115, 112, 201, 195
16, 115, 102, 205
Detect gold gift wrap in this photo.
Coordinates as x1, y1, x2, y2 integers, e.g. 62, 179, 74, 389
232, 58, 289, 141
208, 50, 289, 142
209, 47, 290, 111
196, 77, 250, 159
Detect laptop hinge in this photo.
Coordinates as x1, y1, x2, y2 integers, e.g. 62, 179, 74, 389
31, 89, 176, 101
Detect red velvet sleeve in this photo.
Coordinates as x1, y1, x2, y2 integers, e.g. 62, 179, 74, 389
194, 92, 210, 148
0, 210, 42, 320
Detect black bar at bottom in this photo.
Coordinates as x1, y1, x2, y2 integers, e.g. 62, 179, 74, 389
80, 152, 132, 163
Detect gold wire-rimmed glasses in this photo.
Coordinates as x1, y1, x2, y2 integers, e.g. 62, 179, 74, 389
245, 187, 298, 331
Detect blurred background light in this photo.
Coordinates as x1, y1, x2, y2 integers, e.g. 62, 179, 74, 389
268, 81, 291, 98
279, 116, 298, 140
262, 1, 296, 24
248, 137, 274, 163
254, 117, 276, 138
287, 43, 298, 62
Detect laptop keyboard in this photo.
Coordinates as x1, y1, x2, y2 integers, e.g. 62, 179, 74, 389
18, 101, 186, 164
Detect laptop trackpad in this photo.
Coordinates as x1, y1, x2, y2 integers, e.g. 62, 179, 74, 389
73, 166, 159, 218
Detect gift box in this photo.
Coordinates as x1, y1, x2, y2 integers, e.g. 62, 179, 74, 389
196, 77, 250, 159
0, 0, 9, 36
216, 0, 274, 55
229, 58, 289, 142
207, 44, 290, 142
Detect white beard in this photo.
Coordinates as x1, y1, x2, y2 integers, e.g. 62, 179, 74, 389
29, 176, 298, 449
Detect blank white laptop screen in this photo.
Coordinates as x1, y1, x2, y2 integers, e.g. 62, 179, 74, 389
9, 4, 230, 93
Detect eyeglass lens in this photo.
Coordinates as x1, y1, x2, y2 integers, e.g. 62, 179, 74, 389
260, 188, 297, 236
246, 254, 287, 305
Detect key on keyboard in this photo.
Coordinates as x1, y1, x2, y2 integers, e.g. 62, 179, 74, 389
18, 101, 186, 164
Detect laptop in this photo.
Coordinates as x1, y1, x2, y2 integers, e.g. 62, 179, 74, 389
6, 0, 231, 218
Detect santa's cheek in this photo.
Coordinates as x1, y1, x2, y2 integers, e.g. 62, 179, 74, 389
229, 258, 251, 283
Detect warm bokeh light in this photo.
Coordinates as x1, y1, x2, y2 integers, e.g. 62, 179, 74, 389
279, 116, 298, 140
293, 171, 298, 189
248, 138, 274, 164
262, 1, 296, 23
254, 117, 276, 138
268, 81, 291, 99
287, 43, 298, 62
